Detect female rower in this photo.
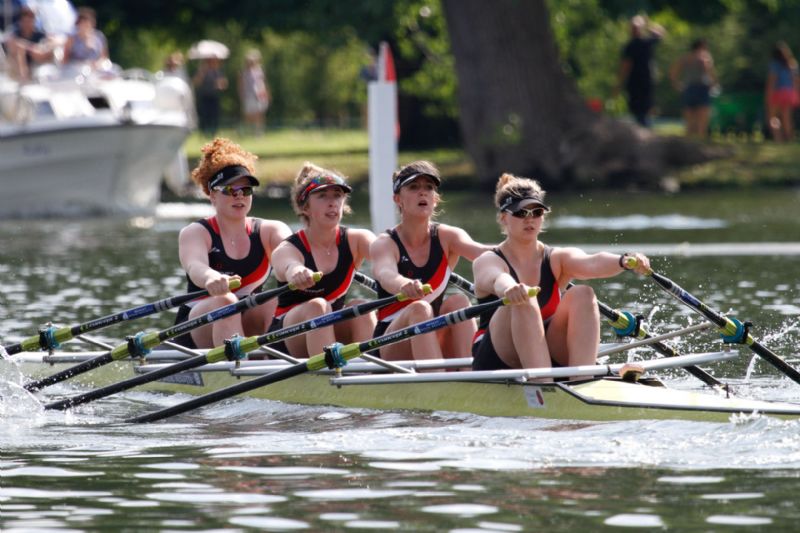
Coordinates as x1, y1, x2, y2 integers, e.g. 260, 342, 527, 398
175, 138, 291, 348
472, 173, 650, 372
269, 163, 375, 357
371, 161, 491, 361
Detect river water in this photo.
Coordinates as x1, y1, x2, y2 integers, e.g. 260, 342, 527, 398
2, 188, 800, 531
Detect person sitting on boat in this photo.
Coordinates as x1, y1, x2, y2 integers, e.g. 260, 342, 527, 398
268, 163, 376, 357
5, 6, 54, 81
174, 138, 291, 349
471, 173, 651, 373
62, 7, 108, 69
370, 161, 491, 361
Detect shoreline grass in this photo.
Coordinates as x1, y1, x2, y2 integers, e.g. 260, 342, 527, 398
183, 126, 800, 191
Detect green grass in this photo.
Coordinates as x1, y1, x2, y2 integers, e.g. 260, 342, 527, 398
184, 129, 475, 186
185, 126, 800, 190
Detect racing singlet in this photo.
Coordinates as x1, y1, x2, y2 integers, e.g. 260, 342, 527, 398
274, 226, 355, 317
184, 217, 271, 306
375, 223, 450, 323
472, 246, 561, 345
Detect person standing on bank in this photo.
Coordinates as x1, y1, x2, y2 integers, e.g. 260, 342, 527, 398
269, 163, 376, 358
370, 161, 491, 362
617, 15, 665, 127
471, 173, 651, 372
670, 38, 718, 139
765, 41, 800, 142
175, 138, 290, 349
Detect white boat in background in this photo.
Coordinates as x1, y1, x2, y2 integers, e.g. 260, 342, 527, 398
0, 61, 192, 218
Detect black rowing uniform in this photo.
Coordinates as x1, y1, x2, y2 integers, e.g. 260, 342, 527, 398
174, 217, 271, 348
472, 246, 561, 370
372, 223, 451, 339
266, 226, 355, 353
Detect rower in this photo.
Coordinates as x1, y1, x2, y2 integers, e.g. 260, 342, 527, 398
174, 138, 291, 349
370, 161, 492, 362
471, 173, 651, 377
268, 163, 376, 357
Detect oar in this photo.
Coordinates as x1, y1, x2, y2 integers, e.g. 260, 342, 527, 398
2, 280, 241, 357
128, 287, 540, 423
23, 274, 320, 392
452, 270, 721, 387
44, 285, 430, 410
573, 282, 724, 388
635, 261, 800, 385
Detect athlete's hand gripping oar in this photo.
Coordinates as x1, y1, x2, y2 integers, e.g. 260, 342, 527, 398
45, 285, 431, 410
630, 258, 800, 385
2, 280, 242, 358
23, 274, 321, 392
128, 287, 541, 423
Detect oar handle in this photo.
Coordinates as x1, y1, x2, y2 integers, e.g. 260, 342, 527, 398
396, 284, 432, 301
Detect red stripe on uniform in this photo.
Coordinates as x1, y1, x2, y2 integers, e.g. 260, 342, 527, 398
376, 257, 450, 321
540, 281, 561, 321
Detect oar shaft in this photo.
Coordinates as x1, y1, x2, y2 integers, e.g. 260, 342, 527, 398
4, 282, 240, 356
129, 288, 539, 423
44, 354, 208, 410
594, 293, 723, 388
647, 270, 800, 385
24, 353, 113, 392
50, 288, 414, 408
22, 280, 305, 392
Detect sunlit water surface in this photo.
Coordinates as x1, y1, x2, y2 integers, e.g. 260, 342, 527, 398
2, 190, 800, 531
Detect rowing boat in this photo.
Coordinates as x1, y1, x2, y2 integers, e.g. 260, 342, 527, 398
9, 348, 800, 423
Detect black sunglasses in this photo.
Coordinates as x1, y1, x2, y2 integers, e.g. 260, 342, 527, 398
510, 207, 545, 219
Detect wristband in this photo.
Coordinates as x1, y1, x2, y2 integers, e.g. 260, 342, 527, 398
618, 253, 631, 270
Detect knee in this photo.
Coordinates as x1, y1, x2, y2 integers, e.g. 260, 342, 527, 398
405, 300, 435, 321
441, 293, 470, 312
567, 285, 596, 305
304, 297, 332, 316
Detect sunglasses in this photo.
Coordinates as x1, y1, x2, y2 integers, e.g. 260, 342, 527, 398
510, 207, 545, 219
214, 185, 254, 197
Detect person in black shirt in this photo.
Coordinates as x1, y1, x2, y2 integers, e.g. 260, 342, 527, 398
617, 15, 665, 127
6, 6, 53, 81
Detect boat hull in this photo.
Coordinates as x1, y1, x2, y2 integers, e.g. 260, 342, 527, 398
9, 354, 800, 423
0, 122, 188, 217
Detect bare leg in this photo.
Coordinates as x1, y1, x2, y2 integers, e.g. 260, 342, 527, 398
546, 285, 600, 369
281, 298, 335, 357
333, 298, 377, 344
696, 106, 711, 138
241, 298, 278, 337
781, 107, 794, 140
437, 293, 475, 359
187, 293, 242, 348
380, 301, 443, 361
488, 301, 550, 370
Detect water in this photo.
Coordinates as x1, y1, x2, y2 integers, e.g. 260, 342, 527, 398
2, 189, 800, 531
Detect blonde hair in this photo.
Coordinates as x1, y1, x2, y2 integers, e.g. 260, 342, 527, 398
494, 173, 547, 233
191, 138, 258, 196
290, 161, 353, 224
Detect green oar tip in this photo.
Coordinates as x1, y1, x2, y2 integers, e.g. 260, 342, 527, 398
228, 278, 242, 290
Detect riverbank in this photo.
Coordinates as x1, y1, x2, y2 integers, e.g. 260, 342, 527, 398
183, 128, 800, 191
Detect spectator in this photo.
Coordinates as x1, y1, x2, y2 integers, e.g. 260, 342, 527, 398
617, 15, 665, 127
765, 41, 799, 142
238, 49, 269, 136
670, 38, 718, 138
193, 56, 228, 136
6, 6, 54, 81
62, 7, 108, 69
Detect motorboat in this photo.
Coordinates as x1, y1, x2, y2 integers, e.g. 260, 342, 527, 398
0, 59, 193, 218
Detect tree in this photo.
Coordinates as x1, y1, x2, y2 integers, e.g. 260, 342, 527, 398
442, 0, 726, 189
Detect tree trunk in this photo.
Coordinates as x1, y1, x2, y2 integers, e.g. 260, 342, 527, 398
442, 0, 727, 190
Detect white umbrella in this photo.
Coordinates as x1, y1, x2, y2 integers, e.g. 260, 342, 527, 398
187, 40, 229, 60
